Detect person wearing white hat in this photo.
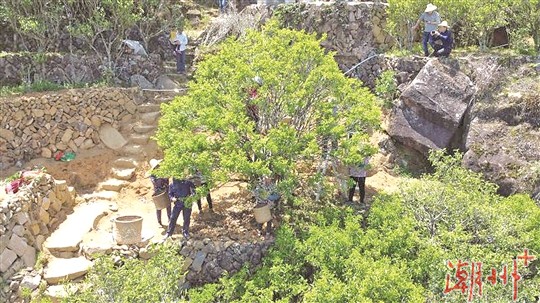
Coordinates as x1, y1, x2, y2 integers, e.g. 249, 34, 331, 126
412, 3, 441, 57
148, 159, 171, 226
430, 21, 454, 57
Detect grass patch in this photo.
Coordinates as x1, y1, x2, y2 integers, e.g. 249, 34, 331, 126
0, 80, 107, 98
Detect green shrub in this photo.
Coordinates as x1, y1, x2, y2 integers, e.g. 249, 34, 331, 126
188, 151, 540, 302
374, 70, 398, 108
66, 244, 186, 303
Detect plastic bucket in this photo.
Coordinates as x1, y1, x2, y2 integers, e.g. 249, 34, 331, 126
253, 203, 272, 223
113, 215, 143, 245
152, 192, 170, 210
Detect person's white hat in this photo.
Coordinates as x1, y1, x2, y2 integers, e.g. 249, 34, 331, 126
438, 21, 449, 28
425, 3, 437, 12
149, 159, 163, 170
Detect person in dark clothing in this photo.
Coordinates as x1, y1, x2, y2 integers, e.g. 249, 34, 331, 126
193, 171, 214, 213
165, 178, 196, 240
148, 159, 171, 226
431, 21, 453, 57
348, 157, 370, 203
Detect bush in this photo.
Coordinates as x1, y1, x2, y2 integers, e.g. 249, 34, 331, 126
188, 151, 540, 302
374, 70, 398, 108
66, 244, 186, 303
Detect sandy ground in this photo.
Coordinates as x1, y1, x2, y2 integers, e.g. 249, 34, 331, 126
1, 147, 117, 192
93, 176, 264, 243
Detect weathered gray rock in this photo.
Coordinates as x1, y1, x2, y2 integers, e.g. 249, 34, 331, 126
0, 249, 17, 272
130, 74, 154, 89
99, 124, 128, 150
20, 274, 41, 291
7, 234, 28, 257
154, 75, 180, 90
43, 257, 93, 284
191, 251, 207, 272
388, 59, 475, 156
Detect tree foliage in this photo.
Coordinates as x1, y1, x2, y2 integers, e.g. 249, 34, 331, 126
0, 0, 184, 64
155, 21, 381, 203
189, 151, 540, 302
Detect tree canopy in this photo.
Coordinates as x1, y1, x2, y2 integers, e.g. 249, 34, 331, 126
155, 21, 381, 203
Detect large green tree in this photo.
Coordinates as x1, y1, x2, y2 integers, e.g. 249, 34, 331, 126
155, 21, 381, 204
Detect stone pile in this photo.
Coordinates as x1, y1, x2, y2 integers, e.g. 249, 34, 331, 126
0, 53, 163, 87
0, 173, 76, 302
83, 236, 273, 286
179, 237, 273, 285
0, 88, 139, 170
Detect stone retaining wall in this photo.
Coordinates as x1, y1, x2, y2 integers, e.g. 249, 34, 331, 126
103, 237, 274, 286
0, 53, 162, 87
0, 173, 76, 301
180, 237, 273, 285
274, 1, 394, 87
0, 87, 140, 170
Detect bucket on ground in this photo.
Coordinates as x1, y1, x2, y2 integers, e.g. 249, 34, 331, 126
253, 203, 272, 223
113, 215, 143, 245
152, 191, 170, 210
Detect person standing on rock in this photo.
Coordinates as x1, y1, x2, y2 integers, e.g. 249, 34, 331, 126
170, 29, 188, 74
430, 21, 453, 57
148, 159, 171, 226
412, 3, 441, 57
348, 156, 370, 204
165, 178, 196, 240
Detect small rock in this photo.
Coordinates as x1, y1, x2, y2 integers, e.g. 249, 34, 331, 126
191, 251, 207, 272
20, 274, 41, 291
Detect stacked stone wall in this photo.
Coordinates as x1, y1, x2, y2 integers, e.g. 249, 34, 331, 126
1, 174, 76, 300
0, 88, 141, 170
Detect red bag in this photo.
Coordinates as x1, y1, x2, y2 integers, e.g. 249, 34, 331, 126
5, 178, 24, 194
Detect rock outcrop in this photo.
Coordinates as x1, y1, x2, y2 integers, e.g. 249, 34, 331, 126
388, 59, 475, 156
463, 61, 540, 196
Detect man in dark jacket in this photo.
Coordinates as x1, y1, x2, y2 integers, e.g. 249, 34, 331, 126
431, 21, 453, 57
165, 178, 196, 240
148, 159, 171, 226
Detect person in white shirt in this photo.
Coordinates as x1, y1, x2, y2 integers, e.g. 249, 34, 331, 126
412, 3, 441, 57
170, 30, 188, 74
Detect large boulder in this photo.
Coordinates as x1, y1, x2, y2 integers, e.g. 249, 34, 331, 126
388, 59, 475, 156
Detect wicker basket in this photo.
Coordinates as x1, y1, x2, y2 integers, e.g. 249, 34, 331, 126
253, 203, 272, 223
152, 192, 170, 210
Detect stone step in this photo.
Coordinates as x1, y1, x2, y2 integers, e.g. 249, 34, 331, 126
113, 157, 139, 168
130, 134, 151, 145
138, 103, 161, 113
81, 191, 119, 201
44, 201, 110, 255
112, 168, 136, 181
99, 179, 129, 192
133, 125, 156, 134
43, 257, 93, 284
122, 144, 144, 156
140, 111, 161, 124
